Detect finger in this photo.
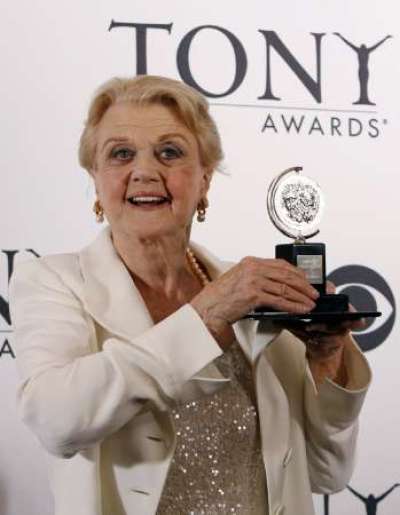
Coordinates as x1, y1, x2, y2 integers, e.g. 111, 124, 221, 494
260, 267, 320, 300
240, 257, 319, 299
302, 331, 344, 350
258, 259, 309, 284
326, 280, 336, 294
259, 258, 308, 280
348, 303, 366, 329
289, 330, 344, 358
347, 319, 366, 330
337, 317, 365, 331
256, 291, 315, 314
261, 279, 318, 308
305, 318, 365, 334
305, 323, 348, 334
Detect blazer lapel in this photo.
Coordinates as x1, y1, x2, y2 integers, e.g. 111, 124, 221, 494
79, 227, 154, 341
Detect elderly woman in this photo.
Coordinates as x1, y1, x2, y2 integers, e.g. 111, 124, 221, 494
10, 76, 370, 515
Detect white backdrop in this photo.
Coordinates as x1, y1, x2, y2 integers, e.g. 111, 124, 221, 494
1, 1, 399, 514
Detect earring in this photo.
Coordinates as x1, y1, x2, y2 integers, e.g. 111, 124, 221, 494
197, 199, 208, 222
93, 200, 104, 223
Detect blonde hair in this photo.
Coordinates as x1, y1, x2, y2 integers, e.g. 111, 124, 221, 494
79, 75, 223, 173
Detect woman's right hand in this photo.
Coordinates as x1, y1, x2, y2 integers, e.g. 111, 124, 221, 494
190, 257, 319, 346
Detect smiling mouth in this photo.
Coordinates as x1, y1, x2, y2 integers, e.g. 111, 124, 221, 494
126, 195, 171, 206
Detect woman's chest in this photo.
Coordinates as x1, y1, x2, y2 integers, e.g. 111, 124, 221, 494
143, 295, 185, 324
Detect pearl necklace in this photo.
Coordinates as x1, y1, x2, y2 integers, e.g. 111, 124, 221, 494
186, 247, 210, 287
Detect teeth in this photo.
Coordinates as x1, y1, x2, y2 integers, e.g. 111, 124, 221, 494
128, 196, 168, 205
134, 196, 164, 202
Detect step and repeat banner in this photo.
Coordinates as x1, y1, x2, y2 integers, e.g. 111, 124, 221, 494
1, 1, 399, 514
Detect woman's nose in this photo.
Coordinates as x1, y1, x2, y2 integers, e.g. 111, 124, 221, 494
130, 151, 161, 183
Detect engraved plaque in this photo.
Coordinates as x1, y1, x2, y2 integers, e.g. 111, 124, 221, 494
297, 255, 323, 284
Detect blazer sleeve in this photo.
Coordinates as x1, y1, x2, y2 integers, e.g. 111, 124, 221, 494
303, 339, 372, 493
10, 259, 222, 459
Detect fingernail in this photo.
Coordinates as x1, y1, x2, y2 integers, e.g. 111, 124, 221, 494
301, 303, 314, 313
312, 289, 320, 298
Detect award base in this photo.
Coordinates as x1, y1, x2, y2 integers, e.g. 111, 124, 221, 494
245, 289, 381, 322
243, 310, 381, 324
312, 293, 349, 312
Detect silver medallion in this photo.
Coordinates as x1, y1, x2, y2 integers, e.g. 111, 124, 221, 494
267, 166, 324, 241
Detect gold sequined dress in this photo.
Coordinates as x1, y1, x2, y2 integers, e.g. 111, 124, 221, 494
157, 341, 268, 514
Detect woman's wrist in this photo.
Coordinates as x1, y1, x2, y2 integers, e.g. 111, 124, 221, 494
190, 298, 233, 350
307, 338, 349, 388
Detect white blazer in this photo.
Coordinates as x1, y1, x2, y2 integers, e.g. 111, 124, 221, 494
10, 227, 371, 515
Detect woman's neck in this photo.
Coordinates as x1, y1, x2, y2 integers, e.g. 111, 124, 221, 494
111, 229, 194, 298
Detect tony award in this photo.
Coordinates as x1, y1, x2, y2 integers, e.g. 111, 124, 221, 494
247, 166, 381, 322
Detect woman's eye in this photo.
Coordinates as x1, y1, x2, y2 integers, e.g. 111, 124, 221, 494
158, 145, 183, 160
110, 148, 135, 160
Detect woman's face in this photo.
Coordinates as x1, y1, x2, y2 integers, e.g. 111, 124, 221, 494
93, 102, 210, 241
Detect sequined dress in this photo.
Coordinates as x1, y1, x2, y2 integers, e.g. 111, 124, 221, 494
157, 341, 268, 514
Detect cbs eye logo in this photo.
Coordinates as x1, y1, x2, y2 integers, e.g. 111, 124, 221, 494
328, 265, 396, 352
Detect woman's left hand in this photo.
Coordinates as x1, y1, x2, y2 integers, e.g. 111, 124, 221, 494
284, 282, 366, 388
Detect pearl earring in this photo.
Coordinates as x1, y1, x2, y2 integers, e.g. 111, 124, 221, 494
93, 200, 104, 223
196, 199, 208, 222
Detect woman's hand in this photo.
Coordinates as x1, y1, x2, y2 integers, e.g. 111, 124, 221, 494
287, 282, 366, 388
190, 257, 319, 347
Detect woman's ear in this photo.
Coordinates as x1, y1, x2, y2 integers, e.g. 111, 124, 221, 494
91, 167, 100, 196
200, 167, 213, 196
